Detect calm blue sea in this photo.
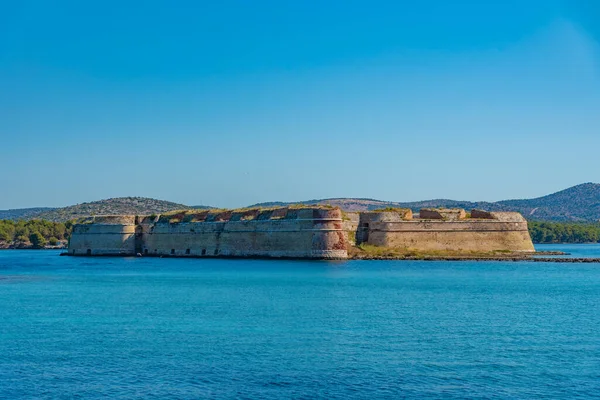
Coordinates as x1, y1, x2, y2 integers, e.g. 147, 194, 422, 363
2, 246, 600, 399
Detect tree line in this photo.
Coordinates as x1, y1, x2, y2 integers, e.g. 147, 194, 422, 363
528, 221, 600, 244
0, 220, 72, 248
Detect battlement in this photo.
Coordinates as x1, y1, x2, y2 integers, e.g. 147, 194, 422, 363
419, 208, 467, 220
68, 206, 535, 259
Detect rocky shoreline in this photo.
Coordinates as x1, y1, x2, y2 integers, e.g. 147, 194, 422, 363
349, 255, 600, 263
349, 251, 600, 263
0, 237, 68, 250
0, 244, 67, 250
3, 246, 599, 263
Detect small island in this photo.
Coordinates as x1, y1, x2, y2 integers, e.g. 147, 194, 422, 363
67, 206, 541, 260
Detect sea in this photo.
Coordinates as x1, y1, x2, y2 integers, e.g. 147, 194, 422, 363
1, 245, 600, 399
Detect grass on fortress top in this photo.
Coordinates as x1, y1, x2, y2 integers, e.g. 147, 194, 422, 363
154, 204, 337, 224
350, 244, 519, 260
371, 207, 413, 214
71, 204, 339, 224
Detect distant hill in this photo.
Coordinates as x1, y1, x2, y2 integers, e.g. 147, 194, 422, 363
3, 183, 600, 222
0, 207, 56, 221
0, 197, 210, 222
497, 183, 600, 221
253, 198, 501, 213
251, 183, 600, 222
35, 197, 213, 222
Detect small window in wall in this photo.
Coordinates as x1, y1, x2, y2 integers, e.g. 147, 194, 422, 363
185, 249, 190, 255
201, 249, 206, 256
86, 249, 91, 256
361, 223, 369, 228
171, 249, 175, 255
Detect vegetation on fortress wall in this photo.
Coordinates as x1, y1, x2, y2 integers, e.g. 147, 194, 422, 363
351, 244, 516, 259
528, 221, 600, 244
156, 205, 335, 224
0, 219, 72, 247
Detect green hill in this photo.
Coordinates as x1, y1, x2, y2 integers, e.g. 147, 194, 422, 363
34, 197, 209, 222
0, 207, 56, 221
497, 183, 600, 221
251, 183, 600, 222
3, 183, 600, 222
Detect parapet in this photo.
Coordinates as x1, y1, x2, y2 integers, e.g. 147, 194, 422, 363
470, 209, 494, 219
488, 211, 527, 222
152, 205, 339, 224
419, 208, 466, 221
76, 215, 136, 225
470, 209, 526, 222
362, 208, 413, 222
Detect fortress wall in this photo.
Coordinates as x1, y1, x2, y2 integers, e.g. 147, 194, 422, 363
367, 230, 534, 252
358, 212, 535, 253
69, 223, 136, 255
143, 209, 346, 259
77, 215, 137, 225
419, 208, 466, 220
342, 212, 359, 246
143, 220, 310, 257
69, 208, 348, 259
68, 208, 535, 258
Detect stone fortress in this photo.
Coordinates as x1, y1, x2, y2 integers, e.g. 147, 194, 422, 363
68, 206, 535, 259
350, 208, 534, 253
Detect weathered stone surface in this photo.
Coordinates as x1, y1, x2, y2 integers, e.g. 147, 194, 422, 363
489, 211, 527, 222
69, 207, 536, 259
372, 208, 413, 220
420, 208, 466, 221
356, 210, 535, 253
69, 207, 348, 259
471, 209, 494, 219
70, 221, 136, 255
342, 212, 359, 246
78, 215, 136, 225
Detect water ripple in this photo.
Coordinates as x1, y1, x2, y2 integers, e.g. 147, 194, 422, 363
1, 250, 600, 398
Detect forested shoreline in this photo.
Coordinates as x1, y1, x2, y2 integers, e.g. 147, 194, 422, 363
528, 221, 600, 244
0, 220, 72, 249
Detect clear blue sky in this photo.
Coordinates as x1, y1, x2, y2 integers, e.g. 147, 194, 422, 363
1, 0, 598, 209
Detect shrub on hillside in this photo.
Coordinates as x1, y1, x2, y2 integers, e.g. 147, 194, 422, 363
29, 232, 47, 249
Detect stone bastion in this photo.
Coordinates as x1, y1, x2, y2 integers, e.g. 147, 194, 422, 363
68, 207, 535, 259
68, 207, 347, 259
354, 208, 535, 253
